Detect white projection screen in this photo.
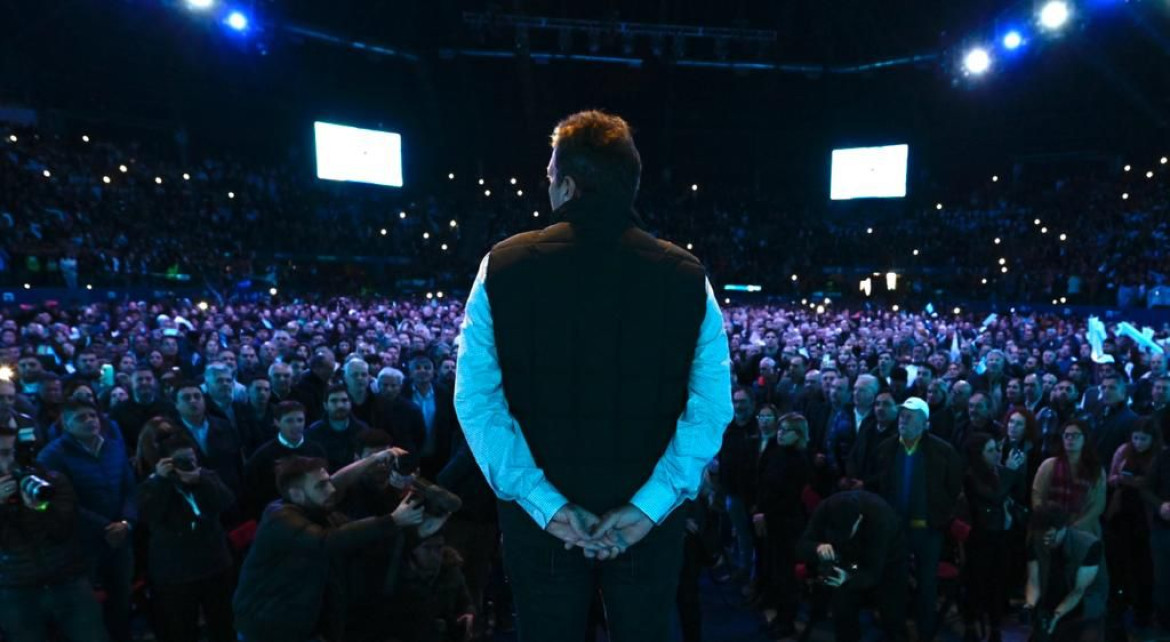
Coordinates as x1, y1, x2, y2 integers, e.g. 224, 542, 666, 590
830, 144, 909, 200
314, 121, 403, 187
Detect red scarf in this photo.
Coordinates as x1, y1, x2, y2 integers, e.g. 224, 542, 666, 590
1049, 457, 1091, 517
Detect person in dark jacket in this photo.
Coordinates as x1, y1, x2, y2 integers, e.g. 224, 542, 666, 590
864, 397, 962, 640
718, 387, 760, 580
754, 412, 813, 639
797, 490, 908, 642
110, 366, 175, 457
435, 424, 498, 625
406, 355, 459, 479
825, 375, 880, 483
139, 429, 236, 642
36, 400, 137, 642
845, 391, 899, 487
232, 453, 426, 642
306, 384, 371, 472
961, 432, 1027, 642
1090, 375, 1139, 465
370, 367, 426, 454
0, 426, 109, 642
236, 375, 275, 457
243, 401, 326, 519
173, 381, 245, 507
1104, 420, 1161, 631
291, 348, 336, 425
383, 532, 477, 642
1144, 446, 1170, 633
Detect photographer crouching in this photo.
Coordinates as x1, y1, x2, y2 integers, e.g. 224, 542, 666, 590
1024, 502, 1109, 642
796, 490, 909, 642
232, 449, 449, 642
0, 425, 109, 641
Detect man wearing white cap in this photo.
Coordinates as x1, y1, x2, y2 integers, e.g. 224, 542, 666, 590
866, 396, 962, 640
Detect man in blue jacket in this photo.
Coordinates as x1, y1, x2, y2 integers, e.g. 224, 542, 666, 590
37, 400, 137, 642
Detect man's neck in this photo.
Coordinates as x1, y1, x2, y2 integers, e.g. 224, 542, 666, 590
349, 387, 367, 404
213, 395, 233, 409
414, 382, 433, 395
329, 417, 349, 432
134, 393, 155, 405
182, 415, 206, 428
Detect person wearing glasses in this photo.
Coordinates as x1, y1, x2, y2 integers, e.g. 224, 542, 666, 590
754, 412, 813, 639
1032, 419, 1107, 538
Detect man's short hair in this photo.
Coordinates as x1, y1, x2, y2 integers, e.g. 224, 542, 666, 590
823, 492, 863, 544
549, 110, 642, 201
407, 354, 434, 371
275, 456, 327, 500
155, 429, 197, 458
61, 399, 97, 418
1030, 502, 1070, 533
1101, 373, 1127, 389
246, 375, 270, 387
171, 380, 203, 402
204, 362, 232, 382
324, 384, 350, 404
274, 400, 306, 421
377, 367, 405, 382
356, 429, 394, 452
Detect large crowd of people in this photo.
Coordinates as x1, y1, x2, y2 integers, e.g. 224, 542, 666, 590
3, 127, 1169, 306
1, 294, 1169, 641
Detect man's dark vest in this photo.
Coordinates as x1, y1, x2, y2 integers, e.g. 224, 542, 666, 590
485, 194, 707, 515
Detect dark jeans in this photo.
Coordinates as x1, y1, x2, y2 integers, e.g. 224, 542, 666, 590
1152, 529, 1170, 628
964, 529, 1008, 629
1104, 510, 1152, 622
829, 558, 909, 642
907, 526, 944, 638
0, 577, 110, 642
91, 540, 134, 642
499, 501, 685, 642
443, 516, 498, 618
151, 568, 235, 642
677, 536, 705, 642
1049, 615, 1104, 642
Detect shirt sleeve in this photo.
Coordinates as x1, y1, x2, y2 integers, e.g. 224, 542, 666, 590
453, 253, 569, 530
629, 277, 733, 524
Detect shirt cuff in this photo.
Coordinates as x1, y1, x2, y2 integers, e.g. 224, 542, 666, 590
630, 476, 680, 526
515, 480, 570, 530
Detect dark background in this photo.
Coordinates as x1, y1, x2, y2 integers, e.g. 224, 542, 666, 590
3, 0, 1169, 211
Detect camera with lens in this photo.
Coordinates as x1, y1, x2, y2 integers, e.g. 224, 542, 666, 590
404, 477, 462, 517
171, 454, 198, 474
814, 558, 859, 588
8, 427, 54, 504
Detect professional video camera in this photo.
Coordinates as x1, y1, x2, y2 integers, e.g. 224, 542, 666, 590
8, 427, 54, 504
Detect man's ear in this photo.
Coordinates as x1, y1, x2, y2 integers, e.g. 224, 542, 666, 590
288, 486, 305, 504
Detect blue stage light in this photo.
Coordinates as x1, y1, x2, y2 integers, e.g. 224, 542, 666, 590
1003, 31, 1023, 50
1039, 1, 1071, 31
963, 47, 992, 75
225, 11, 248, 32
186, 0, 215, 10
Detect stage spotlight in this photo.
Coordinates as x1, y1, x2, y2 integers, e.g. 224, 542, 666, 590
225, 11, 249, 32
1039, 1, 1070, 31
1162, 157, 1167, 165
186, 0, 214, 10
963, 47, 992, 75
1124, 165, 1131, 172
1003, 31, 1024, 50
269, 288, 278, 296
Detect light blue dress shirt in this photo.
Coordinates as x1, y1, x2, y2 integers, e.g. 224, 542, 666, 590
454, 252, 733, 529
